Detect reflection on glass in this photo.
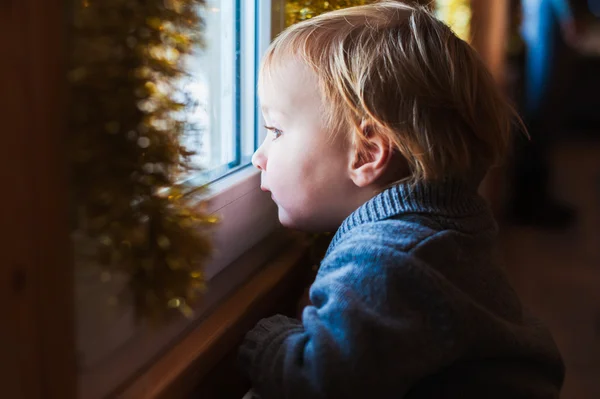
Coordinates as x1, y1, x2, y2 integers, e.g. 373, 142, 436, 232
183, 0, 239, 183
180, 0, 257, 186
190, 2, 235, 170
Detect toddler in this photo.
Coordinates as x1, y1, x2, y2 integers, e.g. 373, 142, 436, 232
239, 2, 564, 398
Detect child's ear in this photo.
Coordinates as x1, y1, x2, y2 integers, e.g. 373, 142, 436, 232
348, 122, 393, 188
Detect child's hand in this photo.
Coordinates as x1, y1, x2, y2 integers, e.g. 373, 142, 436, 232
296, 287, 311, 319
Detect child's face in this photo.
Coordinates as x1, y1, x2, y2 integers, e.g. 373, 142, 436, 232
252, 61, 358, 232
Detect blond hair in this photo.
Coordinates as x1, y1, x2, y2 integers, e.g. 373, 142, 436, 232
259, 1, 521, 183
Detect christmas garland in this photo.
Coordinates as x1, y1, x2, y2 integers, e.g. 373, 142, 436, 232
68, 0, 214, 323
285, 0, 377, 26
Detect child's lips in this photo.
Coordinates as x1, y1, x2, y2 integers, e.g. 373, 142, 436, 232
260, 186, 276, 201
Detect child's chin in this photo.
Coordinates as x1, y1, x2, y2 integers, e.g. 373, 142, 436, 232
278, 210, 308, 231
278, 211, 329, 233
278, 213, 302, 231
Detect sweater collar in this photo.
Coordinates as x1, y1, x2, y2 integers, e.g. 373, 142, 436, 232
328, 179, 490, 250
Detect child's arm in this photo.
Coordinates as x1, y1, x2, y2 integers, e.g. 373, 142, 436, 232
238, 244, 462, 399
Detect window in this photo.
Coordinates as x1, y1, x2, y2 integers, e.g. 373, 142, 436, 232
183, 0, 260, 185
76, 2, 279, 397
193, 0, 279, 280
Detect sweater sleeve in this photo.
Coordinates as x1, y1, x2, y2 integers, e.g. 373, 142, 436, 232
238, 243, 464, 399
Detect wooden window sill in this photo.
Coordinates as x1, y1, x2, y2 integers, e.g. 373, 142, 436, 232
113, 231, 314, 399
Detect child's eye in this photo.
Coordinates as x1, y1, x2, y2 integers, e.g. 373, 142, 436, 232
265, 125, 283, 140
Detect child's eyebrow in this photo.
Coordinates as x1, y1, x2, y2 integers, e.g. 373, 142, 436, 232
261, 106, 289, 119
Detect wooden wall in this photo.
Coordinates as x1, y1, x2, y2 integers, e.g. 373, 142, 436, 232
0, 1, 76, 398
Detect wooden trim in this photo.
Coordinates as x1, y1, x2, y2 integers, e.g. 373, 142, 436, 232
470, 0, 509, 84
0, 1, 76, 399
115, 235, 312, 399
470, 0, 510, 216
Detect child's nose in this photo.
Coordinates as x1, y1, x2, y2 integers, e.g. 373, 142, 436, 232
252, 144, 267, 171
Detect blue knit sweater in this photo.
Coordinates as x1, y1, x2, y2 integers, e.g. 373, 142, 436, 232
239, 180, 564, 399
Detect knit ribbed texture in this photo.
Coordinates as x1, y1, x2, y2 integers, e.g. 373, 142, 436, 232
329, 179, 491, 253
239, 180, 564, 399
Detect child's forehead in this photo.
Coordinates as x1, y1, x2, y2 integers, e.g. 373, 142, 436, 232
259, 55, 301, 90
259, 67, 329, 129
258, 57, 320, 106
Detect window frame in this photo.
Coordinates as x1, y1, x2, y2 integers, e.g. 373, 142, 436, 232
194, 0, 280, 281
183, 0, 259, 185
181, 0, 282, 281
